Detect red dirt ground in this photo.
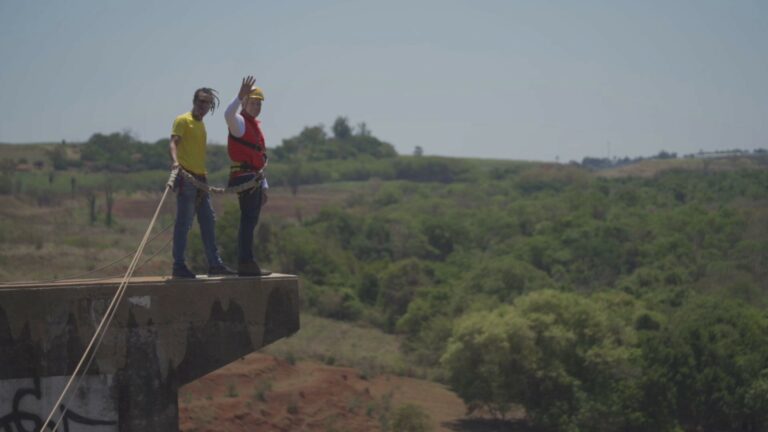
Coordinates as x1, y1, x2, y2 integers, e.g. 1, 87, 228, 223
179, 352, 484, 432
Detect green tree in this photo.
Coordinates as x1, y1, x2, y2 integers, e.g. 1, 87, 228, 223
272, 119, 397, 162
376, 259, 432, 331
332, 116, 352, 140
442, 290, 645, 430
273, 125, 327, 161
639, 296, 768, 431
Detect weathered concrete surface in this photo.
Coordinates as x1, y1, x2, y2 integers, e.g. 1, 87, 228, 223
0, 274, 300, 431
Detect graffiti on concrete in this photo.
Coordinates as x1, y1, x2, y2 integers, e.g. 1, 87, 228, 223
0, 376, 117, 432
115, 311, 177, 432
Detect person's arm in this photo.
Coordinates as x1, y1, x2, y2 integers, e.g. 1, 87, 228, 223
170, 115, 186, 169
225, 76, 256, 137
169, 135, 181, 168
168, 135, 181, 169
224, 96, 245, 137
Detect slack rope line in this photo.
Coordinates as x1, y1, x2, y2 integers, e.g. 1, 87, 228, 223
40, 168, 179, 432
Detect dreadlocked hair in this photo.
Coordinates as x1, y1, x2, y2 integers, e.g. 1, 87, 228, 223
193, 87, 220, 114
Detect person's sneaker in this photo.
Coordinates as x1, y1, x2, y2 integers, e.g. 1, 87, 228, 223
208, 264, 237, 276
172, 264, 196, 279
238, 262, 272, 277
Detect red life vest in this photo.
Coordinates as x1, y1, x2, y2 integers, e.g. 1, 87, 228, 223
228, 111, 267, 173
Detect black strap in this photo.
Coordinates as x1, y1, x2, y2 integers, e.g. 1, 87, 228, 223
231, 162, 255, 171
228, 133, 262, 152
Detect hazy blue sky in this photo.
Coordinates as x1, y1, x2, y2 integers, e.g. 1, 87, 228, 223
0, 0, 766, 162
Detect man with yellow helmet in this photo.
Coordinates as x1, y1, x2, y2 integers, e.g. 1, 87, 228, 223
224, 76, 272, 276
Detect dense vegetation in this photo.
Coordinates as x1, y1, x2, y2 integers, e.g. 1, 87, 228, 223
209, 163, 768, 432
3, 124, 768, 431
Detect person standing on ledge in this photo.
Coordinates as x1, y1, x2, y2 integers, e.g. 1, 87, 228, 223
224, 76, 272, 276
169, 87, 235, 279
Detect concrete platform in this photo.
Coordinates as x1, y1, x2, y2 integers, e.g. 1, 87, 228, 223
0, 274, 300, 431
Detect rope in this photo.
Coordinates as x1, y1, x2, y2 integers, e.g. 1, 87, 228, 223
177, 167, 264, 194
40, 168, 179, 432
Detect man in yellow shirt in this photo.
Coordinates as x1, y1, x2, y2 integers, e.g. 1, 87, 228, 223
170, 87, 235, 278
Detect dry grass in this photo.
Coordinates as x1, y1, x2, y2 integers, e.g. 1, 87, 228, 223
0, 181, 357, 283
0, 195, 173, 283
262, 314, 426, 378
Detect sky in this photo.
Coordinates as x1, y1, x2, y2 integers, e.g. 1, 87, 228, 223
0, 0, 766, 162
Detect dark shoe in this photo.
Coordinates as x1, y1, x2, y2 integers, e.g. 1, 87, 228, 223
238, 262, 272, 277
208, 264, 237, 276
172, 264, 196, 279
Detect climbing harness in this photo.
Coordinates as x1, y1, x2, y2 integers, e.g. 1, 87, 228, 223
176, 167, 264, 194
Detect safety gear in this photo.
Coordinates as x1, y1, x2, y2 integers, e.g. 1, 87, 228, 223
227, 112, 267, 174
228, 132, 263, 151
248, 86, 264, 100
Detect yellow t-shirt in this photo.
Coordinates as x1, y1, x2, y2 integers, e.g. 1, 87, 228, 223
171, 112, 207, 175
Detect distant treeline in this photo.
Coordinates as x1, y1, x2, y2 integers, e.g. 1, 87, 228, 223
39, 116, 397, 172
581, 148, 768, 170
8, 117, 484, 189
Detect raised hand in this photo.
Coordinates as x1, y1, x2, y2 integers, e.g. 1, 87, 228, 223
238, 75, 256, 100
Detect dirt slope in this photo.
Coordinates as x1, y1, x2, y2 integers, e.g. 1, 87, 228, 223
179, 352, 471, 432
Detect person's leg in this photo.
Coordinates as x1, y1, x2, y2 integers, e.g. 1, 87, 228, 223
172, 181, 197, 273
195, 191, 224, 268
237, 186, 263, 264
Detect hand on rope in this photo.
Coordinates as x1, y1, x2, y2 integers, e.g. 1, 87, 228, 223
166, 166, 180, 189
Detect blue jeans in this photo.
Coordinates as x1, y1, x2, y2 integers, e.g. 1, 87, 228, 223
172, 176, 223, 269
228, 173, 263, 264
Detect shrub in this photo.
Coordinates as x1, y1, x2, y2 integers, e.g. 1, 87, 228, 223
391, 404, 432, 432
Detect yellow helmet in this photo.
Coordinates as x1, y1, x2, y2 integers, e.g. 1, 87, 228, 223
248, 86, 264, 101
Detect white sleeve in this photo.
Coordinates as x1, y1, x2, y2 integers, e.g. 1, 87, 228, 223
261, 178, 269, 189
224, 95, 246, 137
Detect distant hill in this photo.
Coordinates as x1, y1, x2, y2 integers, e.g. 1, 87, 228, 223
598, 154, 768, 178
